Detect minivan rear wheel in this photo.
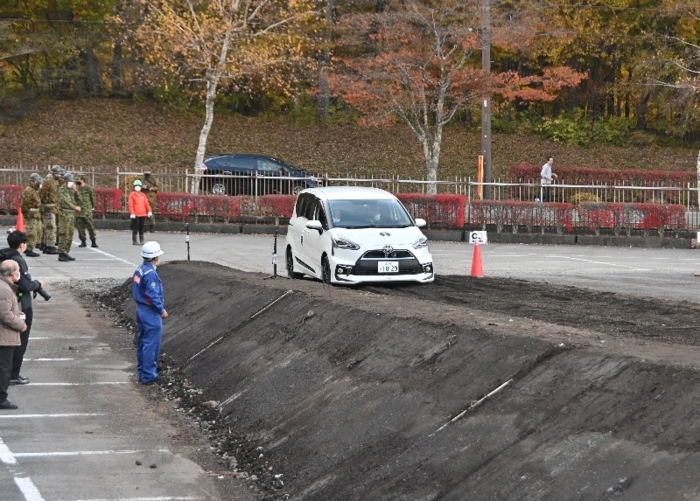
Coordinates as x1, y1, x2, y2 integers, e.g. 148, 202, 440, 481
287, 247, 303, 279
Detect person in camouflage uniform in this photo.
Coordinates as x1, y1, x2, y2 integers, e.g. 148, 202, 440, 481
21, 173, 43, 257
56, 173, 81, 262
38, 165, 62, 255
74, 174, 98, 248
139, 170, 159, 232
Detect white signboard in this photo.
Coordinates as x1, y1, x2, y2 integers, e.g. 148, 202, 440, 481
469, 231, 488, 244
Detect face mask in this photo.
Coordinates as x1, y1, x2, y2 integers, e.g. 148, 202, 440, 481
134, 186, 141, 192
67, 182, 74, 188
12, 271, 20, 283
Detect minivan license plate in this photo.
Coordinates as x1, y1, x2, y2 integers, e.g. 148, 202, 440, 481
378, 261, 399, 273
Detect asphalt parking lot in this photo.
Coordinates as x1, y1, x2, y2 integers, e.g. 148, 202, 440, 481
2, 229, 700, 501
27, 230, 698, 302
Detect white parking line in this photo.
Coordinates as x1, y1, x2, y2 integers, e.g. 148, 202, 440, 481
14, 477, 45, 501
31, 337, 95, 340
23, 358, 75, 362
25, 382, 128, 386
0, 438, 17, 464
0, 413, 105, 419
15, 448, 169, 458
0, 439, 46, 500
79, 244, 137, 266
547, 255, 651, 271
56, 497, 202, 501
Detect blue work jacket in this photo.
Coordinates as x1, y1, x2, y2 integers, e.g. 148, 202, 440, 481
132, 261, 165, 315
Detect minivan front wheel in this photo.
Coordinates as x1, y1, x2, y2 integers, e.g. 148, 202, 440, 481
321, 255, 332, 285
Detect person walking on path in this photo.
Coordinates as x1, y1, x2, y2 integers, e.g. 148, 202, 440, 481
74, 173, 98, 248
38, 165, 62, 255
0, 259, 27, 410
132, 241, 168, 385
57, 173, 81, 262
128, 180, 152, 246
21, 173, 43, 257
0, 231, 44, 386
139, 171, 159, 233
540, 156, 558, 202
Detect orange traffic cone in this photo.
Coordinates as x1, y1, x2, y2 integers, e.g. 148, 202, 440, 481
470, 242, 484, 278
15, 205, 25, 232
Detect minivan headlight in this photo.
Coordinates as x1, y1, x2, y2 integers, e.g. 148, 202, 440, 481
413, 236, 429, 249
332, 235, 360, 250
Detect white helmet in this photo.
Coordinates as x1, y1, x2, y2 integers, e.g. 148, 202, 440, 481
141, 241, 164, 259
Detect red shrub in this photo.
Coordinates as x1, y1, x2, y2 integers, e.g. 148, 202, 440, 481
469, 200, 574, 234
578, 202, 625, 235
634, 203, 686, 236
0, 186, 24, 213
94, 188, 123, 215
196, 195, 241, 221
156, 192, 197, 221
257, 195, 296, 219
395, 194, 466, 228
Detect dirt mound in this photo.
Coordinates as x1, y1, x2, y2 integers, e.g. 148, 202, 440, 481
117, 262, 700, 500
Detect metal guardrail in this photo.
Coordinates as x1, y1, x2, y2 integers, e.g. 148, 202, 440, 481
2, 166, 698, 207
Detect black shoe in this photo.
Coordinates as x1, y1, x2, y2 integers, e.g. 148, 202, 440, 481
91, 240, 98, 248
24, 250, 40, 257
10, 375, 29, 385
58, 253, 74, 262
140, 377, 160, 386
44, 247, 58, 255
0, 400, 18, 410
78, 240, 87, 248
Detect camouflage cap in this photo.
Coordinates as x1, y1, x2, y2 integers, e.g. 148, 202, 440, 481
63, 172, 74, 182
75, 173, 86, 180
29, 173, 42, 183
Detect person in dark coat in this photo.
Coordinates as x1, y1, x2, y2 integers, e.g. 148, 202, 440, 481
0, 231, 44, 385
0, 259, 27, 409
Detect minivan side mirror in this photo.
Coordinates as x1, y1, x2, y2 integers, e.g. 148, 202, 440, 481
415, 218, 427, 228
306, 220, 324, 233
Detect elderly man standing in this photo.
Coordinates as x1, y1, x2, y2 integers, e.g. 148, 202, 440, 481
0, 259, 28, 410
21, 173, 43, 257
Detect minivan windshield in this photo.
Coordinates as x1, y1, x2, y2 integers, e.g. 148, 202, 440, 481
328, 199, 414, 229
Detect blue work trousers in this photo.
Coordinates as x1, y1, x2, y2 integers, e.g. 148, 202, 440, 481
136, 307, 162, 384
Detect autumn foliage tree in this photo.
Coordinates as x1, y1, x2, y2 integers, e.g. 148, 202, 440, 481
128, 0, 319, 193
329, 0, 586, 194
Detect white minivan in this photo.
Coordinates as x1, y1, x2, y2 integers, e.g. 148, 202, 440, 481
285, 186, 434, 285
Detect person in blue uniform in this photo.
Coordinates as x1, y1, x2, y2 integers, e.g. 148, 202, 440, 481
131, 241, 168, 385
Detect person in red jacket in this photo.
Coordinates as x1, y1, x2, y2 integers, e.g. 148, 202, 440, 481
128, 179, 152, 245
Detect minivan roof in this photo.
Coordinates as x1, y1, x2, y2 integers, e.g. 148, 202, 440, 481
300, 186, 397, 201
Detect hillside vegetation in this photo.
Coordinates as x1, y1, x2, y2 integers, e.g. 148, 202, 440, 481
0, 98, 697, 180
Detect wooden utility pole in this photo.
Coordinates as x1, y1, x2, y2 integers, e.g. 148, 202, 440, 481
481, 0, 492, 199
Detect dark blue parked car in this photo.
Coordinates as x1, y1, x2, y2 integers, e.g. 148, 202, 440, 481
200, 154, 320, 195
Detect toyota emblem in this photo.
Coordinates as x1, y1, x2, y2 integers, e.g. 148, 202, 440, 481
382, 245, 394, 257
